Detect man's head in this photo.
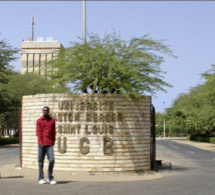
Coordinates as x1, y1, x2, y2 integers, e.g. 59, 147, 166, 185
42, 106, 50, 116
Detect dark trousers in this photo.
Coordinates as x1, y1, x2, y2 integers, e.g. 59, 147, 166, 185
38, 145, 54, 181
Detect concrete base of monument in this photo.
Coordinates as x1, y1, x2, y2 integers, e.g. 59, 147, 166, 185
0, 163, 165, 182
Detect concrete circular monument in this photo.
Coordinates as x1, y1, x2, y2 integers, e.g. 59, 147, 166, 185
20, 93, 153, 172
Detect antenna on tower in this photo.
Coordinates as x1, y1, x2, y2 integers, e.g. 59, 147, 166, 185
31, 17, 35, 41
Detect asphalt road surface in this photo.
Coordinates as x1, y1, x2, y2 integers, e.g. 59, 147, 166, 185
157, 138, 215, 171
1, 139, 215, 195
0, 145, 19, 167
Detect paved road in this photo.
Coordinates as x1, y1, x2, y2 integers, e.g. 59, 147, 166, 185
1, 139, 215, 195
156, 138, 215, 171
0, 146, 19, 167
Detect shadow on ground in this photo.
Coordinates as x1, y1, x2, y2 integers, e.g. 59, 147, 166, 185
0, 146, 19, 149
57, 181, 77, 184
153, 161, 193, 173
1, 176, 24, 179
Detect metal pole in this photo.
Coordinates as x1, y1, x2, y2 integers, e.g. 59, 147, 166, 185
163, 101, 165, 138
83, 1, 86, 43
31, 17, 35, 41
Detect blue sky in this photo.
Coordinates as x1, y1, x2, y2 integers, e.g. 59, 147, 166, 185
1, 1, 215, 112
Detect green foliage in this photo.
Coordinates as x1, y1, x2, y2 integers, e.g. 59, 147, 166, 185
0, 137, 19, 145
189, 134, 197, 141
156, 125, 164, 137
0, 36, 18, 84
0, 72, 69, 134
48, 32, 175, 98
1, 72, 69, 100
0, 36, 19, 137
164, 65, 215, 136
156, 112, 186, 137
209, 137, 215, 144
0, 34, 69, 135
189, 134, 215, 144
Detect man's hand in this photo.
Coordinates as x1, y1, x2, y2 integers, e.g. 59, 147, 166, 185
39, 144, 44, 148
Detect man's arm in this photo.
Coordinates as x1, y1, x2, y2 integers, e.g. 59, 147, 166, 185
52, 120, 56, 145
36, 119, 43, 146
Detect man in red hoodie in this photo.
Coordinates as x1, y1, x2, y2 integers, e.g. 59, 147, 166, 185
36, 106, 56, 185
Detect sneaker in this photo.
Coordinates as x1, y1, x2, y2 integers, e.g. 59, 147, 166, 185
47, 179, 57, 185
38, 179, 46, 184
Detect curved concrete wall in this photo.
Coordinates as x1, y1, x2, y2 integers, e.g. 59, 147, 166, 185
21, 93, 151, 172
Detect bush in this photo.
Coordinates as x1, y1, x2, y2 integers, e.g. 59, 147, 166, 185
190, 134, 215, 144
209, 137, 215, 144
156, 126, 164, 137
156, 125, 186, 137
197, 136, 209, 142
0, 137, 19, 145
190, 134, 198, 141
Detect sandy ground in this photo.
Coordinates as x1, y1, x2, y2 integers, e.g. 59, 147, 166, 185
0, 163, 163, 182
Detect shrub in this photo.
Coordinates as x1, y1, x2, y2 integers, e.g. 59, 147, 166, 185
197, 136, 209, 142
209, 137, 215, 144
156, 126, 164, 137
190, 134, 215, 144
0, 137, 19, 145
190, 134, 198, 141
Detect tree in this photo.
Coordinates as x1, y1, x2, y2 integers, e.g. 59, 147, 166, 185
0, 72, 69, 137
166, 87, 205, 136
0, 36, 18, 84
0, 35, 69, 137
48, 32, 176, 98
3, 73, 69, 100
0, 36, 18, 137
165, 64, 215, 136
